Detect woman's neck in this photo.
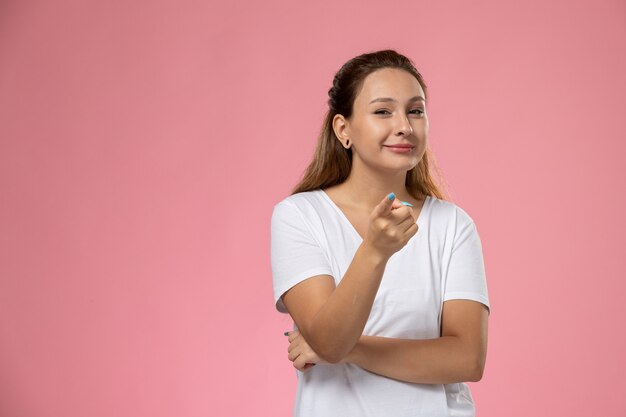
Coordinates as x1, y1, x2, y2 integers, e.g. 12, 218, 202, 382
338, 170, 413, 212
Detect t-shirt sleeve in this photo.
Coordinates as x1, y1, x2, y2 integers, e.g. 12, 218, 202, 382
270, 200, 334, 314
443, 207, 491, 315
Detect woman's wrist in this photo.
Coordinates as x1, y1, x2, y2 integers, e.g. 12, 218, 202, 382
358, 241, 389, 268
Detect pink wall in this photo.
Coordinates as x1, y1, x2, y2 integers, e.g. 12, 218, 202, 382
1, 0, 625, 416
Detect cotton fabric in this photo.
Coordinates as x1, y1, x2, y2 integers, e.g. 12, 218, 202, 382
271, 189, 490, 417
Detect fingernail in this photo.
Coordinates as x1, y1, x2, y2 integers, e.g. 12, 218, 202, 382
401, 201, 413, 206
284, 331, 289, 336
387, 192, 395, 201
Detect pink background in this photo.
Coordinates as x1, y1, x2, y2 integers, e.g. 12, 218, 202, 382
1, 0, 625, 416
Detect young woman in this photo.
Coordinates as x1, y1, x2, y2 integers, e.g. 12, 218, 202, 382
270, 49, 491, 417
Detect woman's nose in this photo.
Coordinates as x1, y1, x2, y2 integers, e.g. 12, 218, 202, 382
396, 114, 413, 135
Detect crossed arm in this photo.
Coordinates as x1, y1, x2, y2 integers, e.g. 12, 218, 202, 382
281, 241, 490, 385
288, 299, 489, 385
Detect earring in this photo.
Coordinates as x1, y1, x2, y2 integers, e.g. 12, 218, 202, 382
345, 138, 351, 148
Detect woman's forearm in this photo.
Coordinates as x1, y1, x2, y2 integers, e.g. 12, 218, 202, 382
306, 242, 389, 363
340, 335, 480, 384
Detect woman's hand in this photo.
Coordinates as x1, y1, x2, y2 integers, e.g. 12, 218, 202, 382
286, 330, 330, 371
364, 192, 417, 259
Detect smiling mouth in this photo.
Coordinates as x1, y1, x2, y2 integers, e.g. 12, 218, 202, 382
383, 145, 415, 154
384, 145, 415, 149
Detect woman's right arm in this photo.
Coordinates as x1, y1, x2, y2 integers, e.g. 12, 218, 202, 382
282, 241, 389, 364
281, 193, 417, 364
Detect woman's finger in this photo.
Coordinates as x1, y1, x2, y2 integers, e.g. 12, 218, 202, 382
294, 354, 308, 371
288, 336, 301, 354
288, 347, 300, 362
287, 330, 299, 342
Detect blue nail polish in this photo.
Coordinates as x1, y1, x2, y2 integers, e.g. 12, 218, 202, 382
284, 331, 289, 336
388, 192, 395, 200
401, 201, 413, 207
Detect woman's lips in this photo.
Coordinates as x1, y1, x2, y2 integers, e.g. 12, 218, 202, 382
384, 145, 415, 153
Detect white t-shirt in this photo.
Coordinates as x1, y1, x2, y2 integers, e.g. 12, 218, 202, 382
270, 189, 491, 417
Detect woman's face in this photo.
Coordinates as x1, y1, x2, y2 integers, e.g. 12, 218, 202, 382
339, 68, 428, 173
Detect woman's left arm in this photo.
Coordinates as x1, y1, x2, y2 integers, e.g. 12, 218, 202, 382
288, 299, 488, 384
341, 299, 489, 384
337, 212, 490, 384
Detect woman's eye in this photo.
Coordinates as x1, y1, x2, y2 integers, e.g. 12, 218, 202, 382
374, 109, 424, 116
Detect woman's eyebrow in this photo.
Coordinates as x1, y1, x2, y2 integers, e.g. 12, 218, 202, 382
369, 96, 425, 104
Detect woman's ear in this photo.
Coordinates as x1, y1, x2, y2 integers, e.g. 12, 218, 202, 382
332, 114, 350, 148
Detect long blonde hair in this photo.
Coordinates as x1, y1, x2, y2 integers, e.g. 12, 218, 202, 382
291, 49, 451, 201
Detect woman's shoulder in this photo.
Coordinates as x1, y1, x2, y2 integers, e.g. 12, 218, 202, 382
271, 190, 331, 235
272, 189, 329, 223
425, 195, 477, 229
274, 189, 323, 208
